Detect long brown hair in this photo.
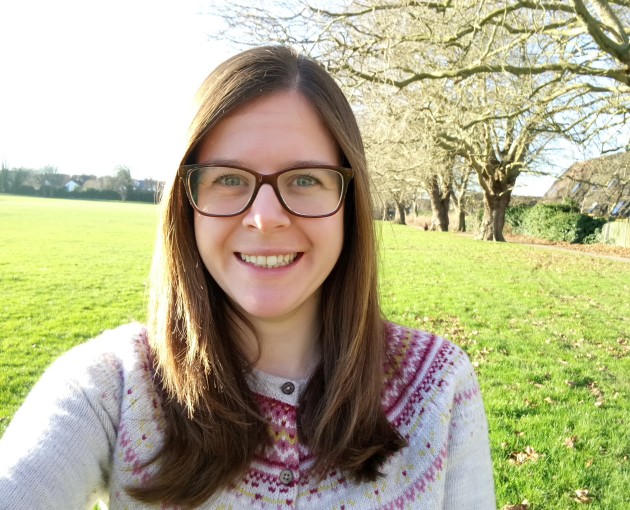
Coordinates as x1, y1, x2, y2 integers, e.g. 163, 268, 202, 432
130, 45, 405, 507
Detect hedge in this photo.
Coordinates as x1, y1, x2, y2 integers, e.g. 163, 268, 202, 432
507, 202, 606, 244
3, 188, 158, 204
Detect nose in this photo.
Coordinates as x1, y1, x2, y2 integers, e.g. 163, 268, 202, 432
242, 184, 291, 232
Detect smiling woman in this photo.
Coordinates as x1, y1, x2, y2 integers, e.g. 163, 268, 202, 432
0, 46, 495, 509
190, 91, 346, 338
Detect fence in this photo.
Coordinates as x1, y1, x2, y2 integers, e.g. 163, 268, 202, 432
602, 220, 630, 248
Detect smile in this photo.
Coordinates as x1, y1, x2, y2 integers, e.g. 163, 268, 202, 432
239, 253, 298, 268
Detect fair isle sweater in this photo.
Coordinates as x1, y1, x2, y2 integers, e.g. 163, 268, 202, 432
0, 323, 495, 509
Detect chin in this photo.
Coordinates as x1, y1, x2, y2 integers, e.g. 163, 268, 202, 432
242, 308, 293, 322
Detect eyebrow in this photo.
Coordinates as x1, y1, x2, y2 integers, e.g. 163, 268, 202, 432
195, 158, 340, 169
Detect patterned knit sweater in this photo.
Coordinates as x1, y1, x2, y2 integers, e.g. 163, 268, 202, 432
0, 323, 495, 509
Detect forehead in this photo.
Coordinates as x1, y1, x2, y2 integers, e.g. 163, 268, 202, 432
194, 91, 340, 168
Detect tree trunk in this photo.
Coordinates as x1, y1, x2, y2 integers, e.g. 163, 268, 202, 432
454, 206, 466, 232
428, 175, 450, 231
396, 201, 406, 225
476, 192, 511, 241
430, 201, 449, 231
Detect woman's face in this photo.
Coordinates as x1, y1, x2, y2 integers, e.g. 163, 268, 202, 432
192, 91, 345, 326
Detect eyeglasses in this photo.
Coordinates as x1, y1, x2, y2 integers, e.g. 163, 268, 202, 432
178, 164, 354, 218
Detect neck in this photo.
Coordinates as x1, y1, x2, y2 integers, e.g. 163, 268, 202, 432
235, 299, 321, 380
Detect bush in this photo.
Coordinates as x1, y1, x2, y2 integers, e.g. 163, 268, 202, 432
505, 204, 533, 232
582, 231, 602, 244
519, 203, 606, 244
14, 185, 38, 196
127, 189, 159, 203
576, 215, 607, 244
78, 189, 122, 201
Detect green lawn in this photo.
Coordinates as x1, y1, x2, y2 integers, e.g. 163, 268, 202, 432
0, 195, 156, 432
378, 223, 629, 509
1, 195, 628, 509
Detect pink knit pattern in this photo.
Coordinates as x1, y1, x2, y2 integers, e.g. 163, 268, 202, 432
183, 322, 489, 509
0, 322, 493, 509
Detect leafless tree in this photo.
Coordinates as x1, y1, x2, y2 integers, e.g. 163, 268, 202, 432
113, 165, 134, 202
208, 0, 630, 239
360, 85, 455, 229
33, 165, 64, 197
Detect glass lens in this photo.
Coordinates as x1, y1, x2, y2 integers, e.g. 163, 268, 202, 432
189, 167, 256, 215
278, 168, 343, 216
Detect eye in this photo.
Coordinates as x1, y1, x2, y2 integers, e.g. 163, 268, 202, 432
294, 174, 319, 187
216, 174, 244, 186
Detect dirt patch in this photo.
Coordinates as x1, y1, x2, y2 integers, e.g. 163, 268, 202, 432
504, 234, 630, 260
407, 222, 630, 260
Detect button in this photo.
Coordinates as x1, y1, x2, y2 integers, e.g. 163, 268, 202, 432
281, 382, 295, 395
279, 469, 294, 485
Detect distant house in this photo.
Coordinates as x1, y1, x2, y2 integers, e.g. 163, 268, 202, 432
82, 176, 114, 191
541, 152, 629, 218
65, 180, 81, 192
69, 174, 97, 187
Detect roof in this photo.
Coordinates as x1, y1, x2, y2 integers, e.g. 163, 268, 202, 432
541, 152, 630, 218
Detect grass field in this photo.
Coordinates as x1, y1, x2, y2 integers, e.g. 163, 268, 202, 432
1, 194, 628, 509
0, 195, 156, 432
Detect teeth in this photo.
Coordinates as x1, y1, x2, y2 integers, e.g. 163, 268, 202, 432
240, 253, 297, 268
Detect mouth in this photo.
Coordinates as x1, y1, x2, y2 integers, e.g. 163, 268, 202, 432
239, 253, 299, 269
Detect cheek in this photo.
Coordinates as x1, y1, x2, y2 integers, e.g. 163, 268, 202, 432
335, 217, 345, 254
193, 215, 226, 269
334, 207, 346, 245
193, 215, 207, 257
318, 212, 345, 261
193, 214, 205, 242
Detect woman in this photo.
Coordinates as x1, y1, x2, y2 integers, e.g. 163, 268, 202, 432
0, 46, 495, 509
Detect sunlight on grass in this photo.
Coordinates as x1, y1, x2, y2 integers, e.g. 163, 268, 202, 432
377, 223, 629, 509
1, 197, 628, 509
0, 195, 156, 431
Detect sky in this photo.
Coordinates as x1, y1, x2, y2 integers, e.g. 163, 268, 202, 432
0, 0, 560, 196
0, 0, 234, 182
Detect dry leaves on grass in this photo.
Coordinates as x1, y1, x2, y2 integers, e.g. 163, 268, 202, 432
564, 435, 578, 448
589, 382, 606, 407
509, 446, 541, 465
419, 316, 477, 348
504, 233, 630, 259
501, 501, 530, 510
574, 489, 593, 504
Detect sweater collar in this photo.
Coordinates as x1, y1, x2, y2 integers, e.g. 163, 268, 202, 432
246, 368, 310, 405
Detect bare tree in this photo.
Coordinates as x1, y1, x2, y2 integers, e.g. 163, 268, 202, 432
450, 157, 475, 232
360, 84, 455, 229
33, 165, 63, 197
4, 168, 32, 194
113, 165, 133, 202
0, 161, 9, 193
208, 0, 630, 239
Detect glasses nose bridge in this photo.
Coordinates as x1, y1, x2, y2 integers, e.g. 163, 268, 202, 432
251, 171, 285, 209
256, 172, 277, 186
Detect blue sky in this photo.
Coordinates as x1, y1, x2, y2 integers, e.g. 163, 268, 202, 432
0, 0, 562, 196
